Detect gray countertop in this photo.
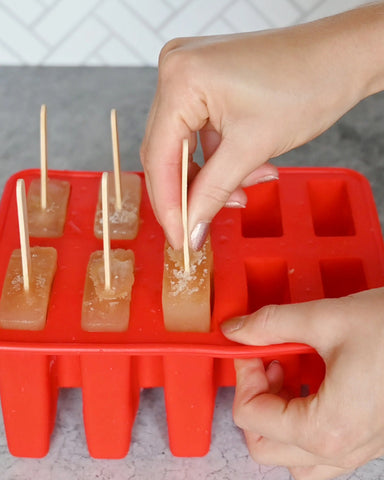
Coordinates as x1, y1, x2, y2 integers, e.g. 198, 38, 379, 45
0, 67, 383, 480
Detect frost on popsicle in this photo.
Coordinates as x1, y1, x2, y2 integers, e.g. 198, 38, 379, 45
94, 172, 141, 240
162, 238, 213, 332
82, 249, 135, 332
0, 246, 57, 331
27, 178, 70, 237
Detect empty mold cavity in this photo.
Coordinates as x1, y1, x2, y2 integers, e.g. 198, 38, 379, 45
320, 258, 367, 298
242, 182, 283, 237
245, 258, 290, 313
308, 179, 355, 236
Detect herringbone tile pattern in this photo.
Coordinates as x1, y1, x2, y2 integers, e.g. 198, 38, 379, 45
0, 0, 369, 65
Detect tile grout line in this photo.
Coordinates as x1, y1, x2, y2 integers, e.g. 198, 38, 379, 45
37, 0, 107, 64
93, 13, 148, 65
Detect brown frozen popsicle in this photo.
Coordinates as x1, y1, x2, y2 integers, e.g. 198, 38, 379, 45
0, 247, 57, 330
0, 179, 57, 330
81, 248, 135, 332
94, 171, 141, 240
27, 105, 70, 237
83, 172, 135, 332
27, 177, 70, 237
162, 238, 213, 332
94, 109, 141, 240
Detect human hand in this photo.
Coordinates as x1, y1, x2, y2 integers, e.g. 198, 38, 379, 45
221, 287, 384, 480
141, 5, 383, 250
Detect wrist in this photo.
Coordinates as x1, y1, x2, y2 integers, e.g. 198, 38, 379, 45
293, 3, 384, 121
336, 3, 384, 100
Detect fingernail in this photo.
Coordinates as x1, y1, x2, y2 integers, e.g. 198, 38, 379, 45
190, 222, 210, 251
255, 174, 279, 184
221, 316, 246, 334
267, 360, 281, 369
225, 200, 247, 209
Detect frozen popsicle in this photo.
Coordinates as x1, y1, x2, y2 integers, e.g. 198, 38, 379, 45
162, 238, 213, 332
27, 104, 70, 237
27, 177, 70, 237
94, 110, 141, 239
0, 247, 57, 330
82, 248, 135, 332
94, 171, 141, 240
83, 172, 135, 332
0, 179, 57, 330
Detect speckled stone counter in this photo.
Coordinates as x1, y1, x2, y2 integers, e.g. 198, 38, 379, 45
0, 67, 383, 480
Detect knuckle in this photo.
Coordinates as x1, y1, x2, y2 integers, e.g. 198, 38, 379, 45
257, 304, 279, 331
158, 43, 204, 93
158, 37, 186, 64
248, 444, 270, 465
200, 183, 233, 209
158, 44, 191, 83
232, 402, 248, 430
244, 432, 277, 466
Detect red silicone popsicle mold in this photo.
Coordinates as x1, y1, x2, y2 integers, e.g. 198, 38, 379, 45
0, 167, 383, 458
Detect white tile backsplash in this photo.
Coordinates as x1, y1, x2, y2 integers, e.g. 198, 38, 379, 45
44, 17, 108, 65
97, 0, 165, 65
159, 0, 234, 39
303, 0, 367, 21
1, 0, 43, 25
293, 0, 322, 10
34, 0, 99, 46
224, 1, 271, 32
123, 0, 172, 28
257, 0, 301, 26
0, 7, 46, 63
0, 0, 372, 66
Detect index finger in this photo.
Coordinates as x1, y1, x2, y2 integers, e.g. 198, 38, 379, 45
141, 100, 197, 249
233, 358, 316, 451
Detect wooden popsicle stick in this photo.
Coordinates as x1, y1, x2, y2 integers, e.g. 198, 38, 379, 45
111, 109, 122, 211
40, 104, 48, 210
16, 179, 31, 292
182, 138, 190, 273
101, 172, 111, 291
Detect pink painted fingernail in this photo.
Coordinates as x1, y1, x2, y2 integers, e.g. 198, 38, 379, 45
255, 174, 279, 184
225, 200, 247, 209
190, 222, 210, 251
267, 360, 281, 369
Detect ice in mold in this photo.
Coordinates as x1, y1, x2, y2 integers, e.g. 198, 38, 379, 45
27, 178, 70, 238
82, 248, 135, 332
0, 168, 382, 459
162, 237, 213, 332
0, 246, 57, 330
94, 172, 141, 240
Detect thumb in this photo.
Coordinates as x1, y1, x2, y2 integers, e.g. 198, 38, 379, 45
188, 133, 269, 249
221, 299, 338, 352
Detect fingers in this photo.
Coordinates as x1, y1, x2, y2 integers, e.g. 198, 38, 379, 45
224, 187, 248, 208
234, 359, 337, 469
188, 134, 270, 247
265, 359, 284, 394
245, 432, 324, 468
221, 297, 346, 353
240, 163, 279, 187
141, 102, 198, 248
233, 359, 313, 448
199, 127, 220, 161
141, 44, 208, 249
